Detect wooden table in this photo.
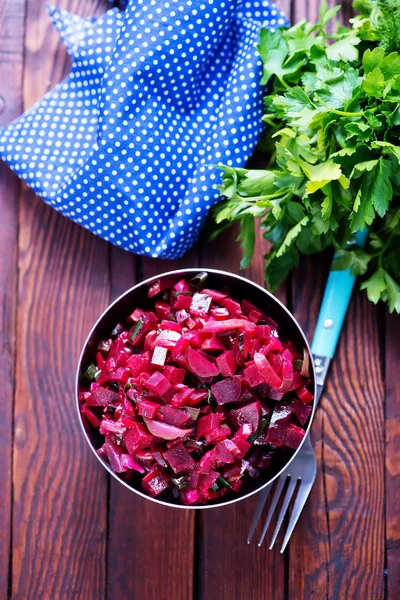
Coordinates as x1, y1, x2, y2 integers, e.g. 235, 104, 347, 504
1, 0, 399, 598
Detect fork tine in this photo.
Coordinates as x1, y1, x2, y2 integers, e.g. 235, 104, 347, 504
269, 477, 298, 549
247, 486, 271, 544
279, 479, 314, 553
258, 475, 287, 546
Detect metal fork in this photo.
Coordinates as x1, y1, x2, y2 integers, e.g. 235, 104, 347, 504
247, 230, 368, 551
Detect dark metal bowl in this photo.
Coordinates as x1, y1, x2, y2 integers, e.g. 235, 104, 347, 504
76, 268, 316, 509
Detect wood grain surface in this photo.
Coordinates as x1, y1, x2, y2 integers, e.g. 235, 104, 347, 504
1, 0, 398, 598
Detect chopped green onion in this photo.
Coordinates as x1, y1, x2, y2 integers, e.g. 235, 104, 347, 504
247, 429, 264, 444
216, 476, 232, 489
81, 362, 100, 382
186, 407, 200, 421
129, 318, 144, 344
260, 417, 268, 430
293, 359, 303, 370
172, 477, 188, 490
189, 271, 208, 288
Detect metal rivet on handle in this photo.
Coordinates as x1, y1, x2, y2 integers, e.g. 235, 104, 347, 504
323, 319, 334, 329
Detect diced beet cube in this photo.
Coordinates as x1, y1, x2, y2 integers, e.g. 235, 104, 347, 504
151, 346, 168, 368
196, 413, 224, 438
243, 362, 265, 387
171, 336, 190, 361
171, 386, 195, 407
144, 330, 158, 351
265, 405, 293, 446
229, 401, 261, 432
231, 479, 243, 493
155, 300, 171, 320
204, 425, 231, 444
202, 288, 228, 303
199, 470, 219, 494
268, 351, 283, 375
211, 375, 242, 405
148, 277, 177, 298
142, 474, 169, 497
182, 489, 200, 505
81, 405, 101, 428
248, 309, 261, 323
188, 470, 201, 489
296, 385, 314, 404
188, 389, 208, 405
198, 450, 216, 474
210, 307, 230, 320
137, 399, 160, 419
174, 279, 190, 292
86, 386, 118, 407
127, 354, 148, 377
216, 350, 237, 377
291, 397, 312, 426
186, 346, 219, 378
202, 318, 256, 335
142, 463, 163, 482
158, 405, 190, 427
223, 297, 242, 317
124, 422, 153, 455
163, 365, 185, 384
105, 439, 131, 473
254, 352, 282, 390
155, 329, 181, 350
160, 320, 182, 333
213, 440, 236, 465
190, 292, 212, 316
172, 294, 192, 310
284, 424, 306, 449
201, 336, 226, 351
109, 367, 130, 384
163, 444, 196, 473
234, 438, 251, 459
145, 371, 172, 397
232, 423, 253, 441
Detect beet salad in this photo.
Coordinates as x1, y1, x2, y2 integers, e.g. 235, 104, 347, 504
79, 272, 314, 506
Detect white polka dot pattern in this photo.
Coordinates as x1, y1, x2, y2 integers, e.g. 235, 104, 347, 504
0, 1, 288, 259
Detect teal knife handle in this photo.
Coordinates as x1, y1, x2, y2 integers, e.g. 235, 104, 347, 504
311, 230, 368, 360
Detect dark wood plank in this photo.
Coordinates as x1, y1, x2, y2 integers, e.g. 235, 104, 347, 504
107, 250, 196, 600
199, 226, 287, 600
290, 256, 385, 599
12, 1, 111, 598
385, 314, 400, 597
0, 0, 26, 594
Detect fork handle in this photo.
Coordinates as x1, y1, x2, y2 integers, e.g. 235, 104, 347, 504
311, 229, 368, 401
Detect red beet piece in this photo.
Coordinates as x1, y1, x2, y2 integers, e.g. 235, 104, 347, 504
158, 405, 190, 427
86, 386, 118, 407
196, 413, 224, 438
202, 318, 256, 335
204, 425, 231, 444
291, 397, 312, 426
296, 385, 314, 404
248, 309, 261, 324
81, 405, 101, 427
171, 386, 194, 407
188, 389, 208, 405
148, 277, 177, 298
202, 288, 228, 303
190, 292, 212, 316
105, 439, 131, 473
210, 307, 230, 319
142, 474, 169, 497
201, 336, 225, 351
216, 350, 237, 377
265, 405, 293, 446
155, 301, 171, 320
223, 297, 242, 317
182, 489, 200, 505
199, 470, 220, 494
163, 365, 185, 385
151, 346, 168, 368
124, 422, 152, 455
213, 440, 236, 465
243, 362, 265, 388
145, 371, 172, 397
186, 346, 219, 378
127, 354, 148, 377
155, 329, 181, 350
254, 352, 282, 390
172, 294, 192, 310
137, 399, 160, 419
211, 375, 242, 405
229, 401, 261, 432
171, 336, 190, 361
163, 444, 195, 473
284, 424, 306, 449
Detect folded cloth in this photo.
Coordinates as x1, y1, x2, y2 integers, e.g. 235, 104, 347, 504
0, 0, 287, 259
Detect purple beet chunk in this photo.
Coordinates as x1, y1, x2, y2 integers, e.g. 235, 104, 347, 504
265, 404, 293, 446
211, 375, 242, 405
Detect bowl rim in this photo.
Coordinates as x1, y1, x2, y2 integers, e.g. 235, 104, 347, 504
76, 267, 316, 510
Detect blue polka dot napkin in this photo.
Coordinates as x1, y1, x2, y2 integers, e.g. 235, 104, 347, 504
0, 1, 287, 259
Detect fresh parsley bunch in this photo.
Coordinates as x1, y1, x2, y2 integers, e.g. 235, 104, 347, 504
213, 0, 400, 312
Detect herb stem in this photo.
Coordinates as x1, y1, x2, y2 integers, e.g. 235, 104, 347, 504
315, 94, 365, 117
